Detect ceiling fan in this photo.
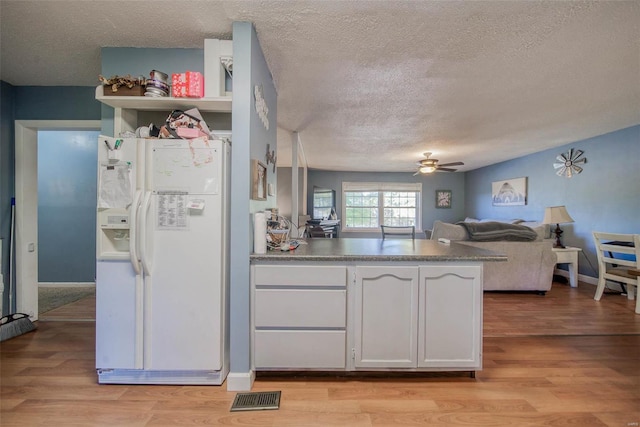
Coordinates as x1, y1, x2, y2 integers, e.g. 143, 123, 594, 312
413, 152, 464, 175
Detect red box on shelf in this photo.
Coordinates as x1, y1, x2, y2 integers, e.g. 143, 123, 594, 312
172, 71, 204, 98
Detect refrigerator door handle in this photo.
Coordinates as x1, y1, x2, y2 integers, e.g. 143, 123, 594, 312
140, 190, 153, 276
129, 190, 143, 274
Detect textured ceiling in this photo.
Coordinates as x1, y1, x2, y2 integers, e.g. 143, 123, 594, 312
1, 1, 639, 172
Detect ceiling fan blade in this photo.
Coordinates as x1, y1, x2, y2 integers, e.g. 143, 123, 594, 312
571, 165, 583, 174
556, 154, 567, 163
556, 166, 567, 176
553, 162, 565, 169
571, 149, 583, 160
573, 157, 587, 164
436, 167, 458, 172
438, 161, 464, 167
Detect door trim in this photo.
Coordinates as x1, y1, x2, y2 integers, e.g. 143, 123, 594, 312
15, 120, 101, 320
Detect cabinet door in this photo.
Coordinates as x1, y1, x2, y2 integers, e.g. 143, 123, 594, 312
354, 266, 419, 368
418, 265, 482, 369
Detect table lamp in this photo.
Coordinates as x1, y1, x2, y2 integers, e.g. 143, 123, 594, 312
542, 205, 574, 248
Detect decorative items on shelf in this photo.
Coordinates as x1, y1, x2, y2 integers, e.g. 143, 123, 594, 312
554, 148, 586, 178
172, 71, 204, 98
145, 69, 170, 97
98, 74, 146, 96
159, 108, 211, 140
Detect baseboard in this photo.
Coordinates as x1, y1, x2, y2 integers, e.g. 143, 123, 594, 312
226, 370, 255, 391
553, 269, 599, 287
39, 282, 95, 288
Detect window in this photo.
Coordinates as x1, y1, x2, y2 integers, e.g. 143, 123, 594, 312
342, 182, 421, 231
312, 188, 335, 219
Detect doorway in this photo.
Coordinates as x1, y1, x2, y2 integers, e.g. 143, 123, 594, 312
15, 121, 101, 321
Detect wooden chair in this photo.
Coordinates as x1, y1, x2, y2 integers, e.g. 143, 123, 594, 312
381, 225, 416, 240
592, 231, 640, 314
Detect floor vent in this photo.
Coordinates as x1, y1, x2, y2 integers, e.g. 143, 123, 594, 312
230, 391, 281, 412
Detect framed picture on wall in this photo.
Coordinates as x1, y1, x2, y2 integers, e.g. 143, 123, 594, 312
491, 177, 527, 206
435, 190, 452, 209
252, 159, 267, 200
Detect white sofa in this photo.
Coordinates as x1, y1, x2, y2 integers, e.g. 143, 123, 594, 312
429, 219, 557, 293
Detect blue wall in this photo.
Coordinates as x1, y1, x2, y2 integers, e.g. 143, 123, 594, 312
465, 125, 640, 276
307, 170, 466, 237
13, 86, 101, 120
101, 48, 204, 81
229, 21, 278, 380
1, 81, 16, 315
0, 82, 99, 312
38, 130, 100, 282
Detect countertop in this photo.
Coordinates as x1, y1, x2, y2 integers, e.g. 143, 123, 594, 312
250, 238, 507, 262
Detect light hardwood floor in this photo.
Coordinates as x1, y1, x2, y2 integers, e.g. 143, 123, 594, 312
1, 282, 639, 426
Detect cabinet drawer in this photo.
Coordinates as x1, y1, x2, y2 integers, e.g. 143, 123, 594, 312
254, 265, 347, 286
254, 330, 346, 369
255, 289, 346, 328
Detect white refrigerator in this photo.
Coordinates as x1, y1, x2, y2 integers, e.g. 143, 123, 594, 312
95, 135, 230, 385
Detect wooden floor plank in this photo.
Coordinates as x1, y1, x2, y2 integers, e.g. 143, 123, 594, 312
1, 281, 639, 427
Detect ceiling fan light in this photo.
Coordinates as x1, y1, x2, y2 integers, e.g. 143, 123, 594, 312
419, 159, 437, 166
420, 165, 436, 173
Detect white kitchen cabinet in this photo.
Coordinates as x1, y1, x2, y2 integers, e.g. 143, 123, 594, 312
251, 260, 484, 373
418, 265, 482, 369
353, 263, 482, 371
353, 266, 419, 368
252, 265, 347, 369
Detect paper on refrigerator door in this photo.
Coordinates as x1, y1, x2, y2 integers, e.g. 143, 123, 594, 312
152, 137, 219, 195
98, 163, 133, 208
156, 191, 189, 230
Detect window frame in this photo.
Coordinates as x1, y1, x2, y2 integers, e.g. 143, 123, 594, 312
341, 182, 422, 233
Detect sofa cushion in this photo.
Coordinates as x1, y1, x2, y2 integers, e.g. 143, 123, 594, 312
519, 221, 551, 239
430, 220, 468, 241
460, 221, 538, 242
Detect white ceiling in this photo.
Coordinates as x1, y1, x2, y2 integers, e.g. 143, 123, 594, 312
1, 1, 638, 173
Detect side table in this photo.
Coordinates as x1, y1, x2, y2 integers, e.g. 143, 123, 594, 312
552, 246, 582, 287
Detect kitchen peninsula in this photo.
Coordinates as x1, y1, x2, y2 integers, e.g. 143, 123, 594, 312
250, 238, 506, 375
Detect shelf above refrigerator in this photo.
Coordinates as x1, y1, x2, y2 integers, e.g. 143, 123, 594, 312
95, 85, 232, 113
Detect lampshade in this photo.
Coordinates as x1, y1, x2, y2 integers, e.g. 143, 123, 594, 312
542, 206, 574, 225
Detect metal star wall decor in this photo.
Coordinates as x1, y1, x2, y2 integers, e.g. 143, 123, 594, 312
554, 149, 587, 178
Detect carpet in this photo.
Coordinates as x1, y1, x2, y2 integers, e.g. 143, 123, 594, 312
39, 287, 96, 315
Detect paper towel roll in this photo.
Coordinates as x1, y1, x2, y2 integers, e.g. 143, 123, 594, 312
253, 212, 267, 254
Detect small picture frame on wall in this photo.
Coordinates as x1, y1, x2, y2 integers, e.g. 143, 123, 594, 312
252, 159, 267, 200
436, 190, 452, 209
